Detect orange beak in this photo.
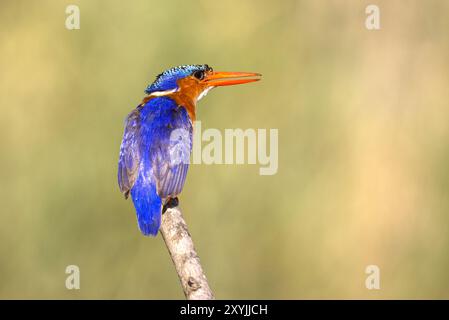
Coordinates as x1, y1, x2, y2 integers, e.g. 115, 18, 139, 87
204, 71, 262, 87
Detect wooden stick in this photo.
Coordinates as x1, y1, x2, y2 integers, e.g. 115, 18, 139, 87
159, 206, 214, 300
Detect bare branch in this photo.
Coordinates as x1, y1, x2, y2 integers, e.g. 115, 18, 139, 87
159, 206, 214, 300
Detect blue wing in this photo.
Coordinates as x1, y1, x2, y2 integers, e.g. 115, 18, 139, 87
118, 105, 162, 235
140, 97, 192, 200
118, 97, 192, 236
118, 108, 141, 199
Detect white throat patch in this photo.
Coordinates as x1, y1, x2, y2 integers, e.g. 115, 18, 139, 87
197, 86, 214, 102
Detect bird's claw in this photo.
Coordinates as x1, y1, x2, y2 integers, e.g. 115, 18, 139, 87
162, 197, 179, 214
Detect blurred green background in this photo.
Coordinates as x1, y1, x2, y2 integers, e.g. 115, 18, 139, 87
1, 0, 449, 299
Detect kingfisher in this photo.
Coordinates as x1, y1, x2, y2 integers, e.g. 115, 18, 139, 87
118, 64, 261, 236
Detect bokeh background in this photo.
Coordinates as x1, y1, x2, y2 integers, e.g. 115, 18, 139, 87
1, 0, 449, 299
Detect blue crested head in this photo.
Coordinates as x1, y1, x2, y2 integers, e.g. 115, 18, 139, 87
144, 64, 212, 94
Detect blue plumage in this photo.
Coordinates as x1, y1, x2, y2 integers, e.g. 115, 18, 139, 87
118, 96, 192, 236
130, 173, 161, 236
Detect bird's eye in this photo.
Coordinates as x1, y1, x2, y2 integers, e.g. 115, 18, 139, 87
193, 70, 205, 80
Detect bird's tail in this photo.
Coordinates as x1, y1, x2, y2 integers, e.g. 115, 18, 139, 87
130, 175, 162, 236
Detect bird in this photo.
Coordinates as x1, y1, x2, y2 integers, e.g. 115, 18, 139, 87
118, 64, 261, 236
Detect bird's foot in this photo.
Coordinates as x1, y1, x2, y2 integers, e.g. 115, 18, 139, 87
162, 197, 179, 214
